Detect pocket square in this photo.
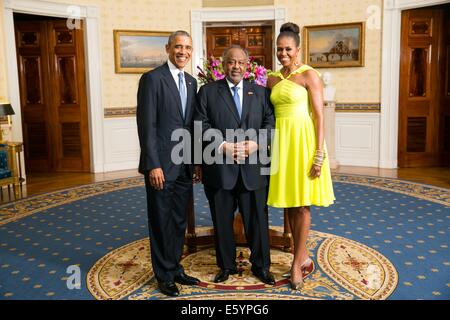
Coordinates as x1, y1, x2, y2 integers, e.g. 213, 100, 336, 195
248, 91, 254, 95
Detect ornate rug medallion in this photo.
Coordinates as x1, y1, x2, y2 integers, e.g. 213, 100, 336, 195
87, 239, 153, 300
180, 247, 298, 290
87, 229, 398, 300
317, 234, 397, 300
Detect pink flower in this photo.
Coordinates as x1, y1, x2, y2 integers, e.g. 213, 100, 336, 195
197, 56, 269, 86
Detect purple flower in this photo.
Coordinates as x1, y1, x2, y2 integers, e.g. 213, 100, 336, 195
197, 55, 268, 86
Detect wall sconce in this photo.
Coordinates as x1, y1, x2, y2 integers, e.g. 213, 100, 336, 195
0, 103, 15, 142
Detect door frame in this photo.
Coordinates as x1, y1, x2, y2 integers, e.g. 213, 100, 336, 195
190, 6, 286, 77
3, 0, 105, 173
380, 0, 449, 168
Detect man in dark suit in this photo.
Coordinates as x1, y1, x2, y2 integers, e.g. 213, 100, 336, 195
196, 46, 275, 285
136, 30, 200, 297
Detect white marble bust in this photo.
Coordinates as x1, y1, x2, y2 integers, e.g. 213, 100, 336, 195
322, 72, 336, 102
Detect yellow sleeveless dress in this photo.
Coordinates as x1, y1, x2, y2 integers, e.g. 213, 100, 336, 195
267, 65, 335, 208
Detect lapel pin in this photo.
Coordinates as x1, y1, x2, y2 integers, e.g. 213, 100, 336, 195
188, 82, 192, 85
248, 91, 254, 95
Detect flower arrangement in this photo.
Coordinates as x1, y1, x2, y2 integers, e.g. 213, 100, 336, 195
197, 56, 268, 87
197, 56, 225, 84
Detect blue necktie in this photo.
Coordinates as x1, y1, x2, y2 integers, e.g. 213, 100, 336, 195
232, 86, 242, 119
178, 72, 187, 119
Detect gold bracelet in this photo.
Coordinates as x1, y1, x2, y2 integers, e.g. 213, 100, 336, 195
313, 160, 323, 167
313, 150, 326, 166
315, 150, 326, 157
313, 156, 324, 164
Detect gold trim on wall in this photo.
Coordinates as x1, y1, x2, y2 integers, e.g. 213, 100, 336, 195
104, 103, 381, 118
104, 107, 137, 118
203, 0, 273, 7
335, 103, 380, 112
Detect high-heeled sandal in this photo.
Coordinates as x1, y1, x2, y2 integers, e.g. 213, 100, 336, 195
283, 258, 314, 278
289, 268, 304, 290
301, 258, 313, 275
290, 258, 313, 290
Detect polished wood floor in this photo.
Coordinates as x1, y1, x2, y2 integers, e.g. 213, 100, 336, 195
1, 166, 449, 204
334, 166, 450, 189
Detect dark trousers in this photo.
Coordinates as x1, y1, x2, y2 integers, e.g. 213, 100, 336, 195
144, 164, 192, 282
204, 173, 271, 272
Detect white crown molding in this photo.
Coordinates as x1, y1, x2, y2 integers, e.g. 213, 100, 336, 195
275, 8, 286, 20
196, 6, 281, 22
191, 11, 202, 23
4, 0, 99, 18
86, 6, 99, 18
386, 0, 450, 10
4, 0, 88, 17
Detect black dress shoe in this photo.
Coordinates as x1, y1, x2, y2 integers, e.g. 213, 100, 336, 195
252, 269, 275, 285
174, 272, 200, 285
214, 269, 238, 283
158, 281, 179, 297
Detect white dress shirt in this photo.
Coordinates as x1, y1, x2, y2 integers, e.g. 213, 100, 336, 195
167, 59, 187, 93
226, 78, 244, 108
219, 78, 244, 154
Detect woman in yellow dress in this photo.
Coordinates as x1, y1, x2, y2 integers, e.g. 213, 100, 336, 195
267, 22, 335, 290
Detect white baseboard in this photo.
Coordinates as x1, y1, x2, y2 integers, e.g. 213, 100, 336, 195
335, 158, 380, 168
103, 161, 139, 172
378, 159, 398, 169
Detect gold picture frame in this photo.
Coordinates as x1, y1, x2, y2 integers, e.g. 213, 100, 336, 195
113, 30, 171, 73
303, 22, 365, 68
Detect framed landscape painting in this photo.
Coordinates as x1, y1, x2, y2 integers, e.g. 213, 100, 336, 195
114, 30, 171, 73
303, 22, 365, 68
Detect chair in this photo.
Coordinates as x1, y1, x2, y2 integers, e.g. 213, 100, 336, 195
0, 143, 21, 200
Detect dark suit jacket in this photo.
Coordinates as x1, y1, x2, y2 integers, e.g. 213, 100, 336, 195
137, 62, 197, 181
196, 79, 275, 191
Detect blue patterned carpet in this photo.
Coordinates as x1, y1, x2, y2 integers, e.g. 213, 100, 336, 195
0, 174, 448, 300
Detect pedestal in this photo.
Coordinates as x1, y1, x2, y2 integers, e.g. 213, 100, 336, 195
185, 195, 292, 253
324, 101, 339, 169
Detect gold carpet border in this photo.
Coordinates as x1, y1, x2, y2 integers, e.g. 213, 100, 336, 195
332, 173, 450, 206
0, 176, 144, 226
0, 174, 448, 227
